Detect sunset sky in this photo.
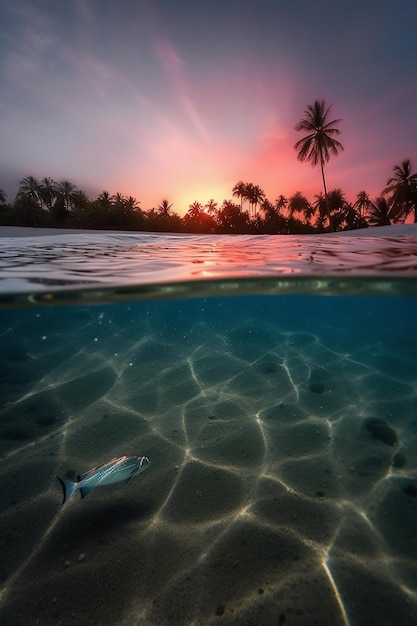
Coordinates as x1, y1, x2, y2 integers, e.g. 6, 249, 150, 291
1, 0, 416, 215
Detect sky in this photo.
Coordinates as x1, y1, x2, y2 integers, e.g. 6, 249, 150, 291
1, 0, 417, 216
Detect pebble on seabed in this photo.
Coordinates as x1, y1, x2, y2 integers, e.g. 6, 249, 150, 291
364, 418, 398, 446
392, 451, 406, 468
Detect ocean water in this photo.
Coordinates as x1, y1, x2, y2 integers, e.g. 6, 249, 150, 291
0, 231, 417, 626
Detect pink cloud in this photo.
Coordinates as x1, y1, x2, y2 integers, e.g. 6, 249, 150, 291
153, 38, 210, 144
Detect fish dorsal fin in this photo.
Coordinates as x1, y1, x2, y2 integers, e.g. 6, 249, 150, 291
78, 458, 120, 482
78, 469, 96, 481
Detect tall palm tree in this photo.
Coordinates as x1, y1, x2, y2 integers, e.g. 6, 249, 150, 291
0, 188, 7, 205
245, 183, 265, 218
294, 100, 343, 230
275, 195, 287, 215
383, 159, 417, 223
232, 181, 247, 210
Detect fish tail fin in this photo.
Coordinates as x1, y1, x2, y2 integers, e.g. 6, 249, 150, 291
56, 476, 78, 504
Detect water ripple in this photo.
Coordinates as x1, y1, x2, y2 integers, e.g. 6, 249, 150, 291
1, 232, 417, 302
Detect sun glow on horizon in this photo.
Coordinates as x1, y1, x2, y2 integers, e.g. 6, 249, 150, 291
174, 183, 234, 216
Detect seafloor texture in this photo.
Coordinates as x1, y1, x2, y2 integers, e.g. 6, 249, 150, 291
0, 295, 416, 626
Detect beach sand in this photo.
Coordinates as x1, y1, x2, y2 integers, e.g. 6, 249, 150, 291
0, 226, 417, 625
0, 293, 416, 626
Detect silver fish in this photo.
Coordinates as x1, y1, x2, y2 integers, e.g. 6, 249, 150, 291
57, 455, 151, 504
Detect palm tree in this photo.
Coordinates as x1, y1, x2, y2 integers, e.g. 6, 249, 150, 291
187, 201, 203, 219
232, 181, 247, 210
19, 176, 41, 200
56, 180, 77, 211
275, 195, 287, 215
341, 203, 366, 231
0, 188, 7, 205
125, 196, 141, 212
97, 190, 112, 205
244, 183, 265, 218
313, 189, 348, 231
205, 199, 218, 217
294, 100, 343, 230
39, 177, 57, 211
383, 159, 417, 223
156, 199, 173, 217
354, 191, 372, 219
250, 184, 265, 217
66, 191, 92, 228
367, 197, 393, 227
113, 192, 125, 206
288, 191, 311, 220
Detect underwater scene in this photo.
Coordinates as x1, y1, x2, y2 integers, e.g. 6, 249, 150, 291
0, 291, 417, 626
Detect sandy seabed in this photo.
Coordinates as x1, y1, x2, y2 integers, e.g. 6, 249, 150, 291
0, 294, 416, 626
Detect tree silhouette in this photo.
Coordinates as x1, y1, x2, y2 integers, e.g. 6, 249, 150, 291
6, 147, 417, 234
183, 202, 215, 233
367, 197, 393, 226
245, 183, 265, 218
187, 201, 203, 219
383, 159, 417, 223
217, 200, 249, 233
19, 176, 41, 200
294, 100, 343, 230
288, 191, 312, 221
156, 199, 173, 217
39, 177, 57, 211
205, 199, 218, 217
275, 195, 288, 215
66, 191, 92, 228
125, 196, 141, 212
232, 181, 247, 210
354, 191, 372, 219
56, 180, 77, 212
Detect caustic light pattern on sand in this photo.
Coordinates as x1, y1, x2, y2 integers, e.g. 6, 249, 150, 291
0, 297, 416, 625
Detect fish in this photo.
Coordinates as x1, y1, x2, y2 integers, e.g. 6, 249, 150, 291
57, 455, 151, 504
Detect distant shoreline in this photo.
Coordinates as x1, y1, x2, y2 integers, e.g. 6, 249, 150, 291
1, 224, 417, 238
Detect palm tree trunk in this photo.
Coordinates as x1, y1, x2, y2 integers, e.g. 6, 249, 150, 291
320, 158, 332, 232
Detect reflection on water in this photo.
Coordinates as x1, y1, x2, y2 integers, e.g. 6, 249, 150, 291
0, 295, 416, 625
1, 232, 417, 295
